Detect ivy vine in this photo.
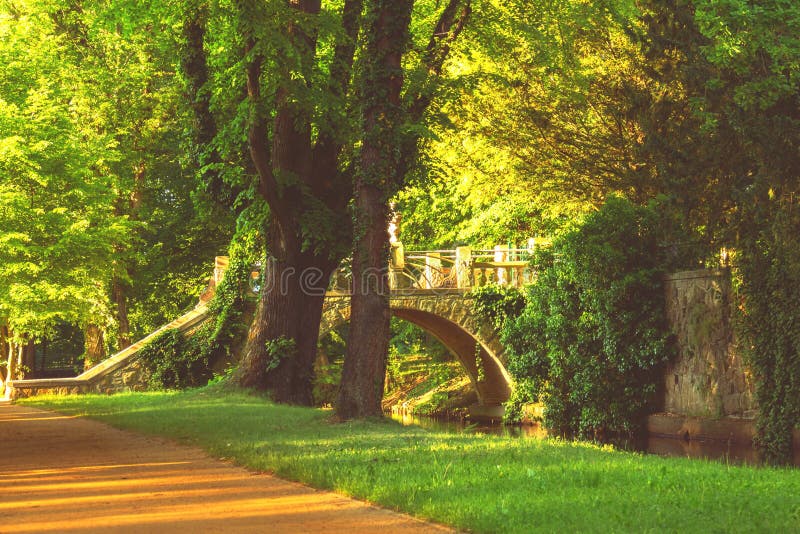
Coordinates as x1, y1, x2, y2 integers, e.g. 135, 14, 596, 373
735, 202, 800, 465
137, 254, 253, 390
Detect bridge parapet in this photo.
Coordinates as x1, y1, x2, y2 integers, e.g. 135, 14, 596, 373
330, 239, 549, 293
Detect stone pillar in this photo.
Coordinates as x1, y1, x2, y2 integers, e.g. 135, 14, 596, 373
456, 246, 472, 289
494, 245, 509, 285
389, 242, 405, 290
663, 269, 755, 417
214, 256, 229, 285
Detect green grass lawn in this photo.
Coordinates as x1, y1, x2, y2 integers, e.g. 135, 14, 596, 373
22, 388, 800, 533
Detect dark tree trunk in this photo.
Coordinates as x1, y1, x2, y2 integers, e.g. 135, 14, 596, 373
181, 1, 233, 205
289, 254, 339, 404
234, 231, 340, 405
335, 0, 470, 419
113, 277, 131, 349
231, 0, 371, 402
235, 220, 299, 391
21, 340, 34, 378
233, 0, 352, 403
337, 185, 393, 418
336, 0, 415, 419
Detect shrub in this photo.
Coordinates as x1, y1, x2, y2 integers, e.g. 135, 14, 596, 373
502, 196, 682, 439
470, 284, 526, 330
137, 327, 212, 389
137, 254, 253, 391
735, 205, 800, 465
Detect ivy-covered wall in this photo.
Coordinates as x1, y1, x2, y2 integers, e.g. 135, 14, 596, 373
663, 269, 755, 418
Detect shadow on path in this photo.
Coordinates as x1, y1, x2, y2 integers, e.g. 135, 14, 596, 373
0, 401, 449, 533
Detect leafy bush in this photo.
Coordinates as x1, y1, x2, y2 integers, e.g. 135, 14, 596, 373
735, 205, 800, 465
137, 254, 253, 391
502, 196, 682, 439
470, 284, 526, 330
137, 327, 212, 389
203, 255, 253, 366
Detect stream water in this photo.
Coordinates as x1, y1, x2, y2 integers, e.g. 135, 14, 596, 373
389, 412, 783, 466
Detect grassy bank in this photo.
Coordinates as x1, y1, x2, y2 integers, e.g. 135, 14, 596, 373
22, 389, 800, 533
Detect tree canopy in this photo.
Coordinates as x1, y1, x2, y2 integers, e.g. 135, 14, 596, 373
2, 0, 800, 461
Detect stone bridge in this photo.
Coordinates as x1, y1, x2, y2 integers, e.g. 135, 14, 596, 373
321, 290, 512, 415
317, 242, 544, 416
9, 243, 540, 416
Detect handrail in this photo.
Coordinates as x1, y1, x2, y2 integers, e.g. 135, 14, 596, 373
324, 240, 548, 293
472, 260, 530, 268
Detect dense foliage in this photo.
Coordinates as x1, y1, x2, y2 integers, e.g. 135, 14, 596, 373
2, 0, 800, 459
501, 197, 682, 438
394, 0, 800, 462
137, 254, 252, 390
470, 285, 526, 330
635, 0, 800, 463
0, 0, 229, 379
735, 206, 800, 465
136, 328, 210, 390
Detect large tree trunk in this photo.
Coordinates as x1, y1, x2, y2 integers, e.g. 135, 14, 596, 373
234, 233, 339, 405
232, 0, 359, 401
337, 185, 393, 418
234, 1, 327, 402
289, 254, 339, 404
235, 233, 300, 398
336, 0, 415, 419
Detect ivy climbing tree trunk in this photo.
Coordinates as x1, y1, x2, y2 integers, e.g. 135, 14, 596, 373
337, 0, 471, 419
231, 0, 357, 403
337, 0, 415, 419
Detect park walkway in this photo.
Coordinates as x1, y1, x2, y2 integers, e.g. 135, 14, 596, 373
0, 402, 450, 533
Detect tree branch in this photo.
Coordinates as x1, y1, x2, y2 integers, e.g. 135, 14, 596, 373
311, 0, 362, 209
244, 40, 290, 233
406, 0, 471, 123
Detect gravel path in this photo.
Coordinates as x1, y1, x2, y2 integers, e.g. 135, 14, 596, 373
0, 401, 451, 533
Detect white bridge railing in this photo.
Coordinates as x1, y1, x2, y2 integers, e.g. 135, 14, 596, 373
329, 239, 550, 292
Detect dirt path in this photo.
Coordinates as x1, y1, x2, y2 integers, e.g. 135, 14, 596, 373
0, 402, 451, 533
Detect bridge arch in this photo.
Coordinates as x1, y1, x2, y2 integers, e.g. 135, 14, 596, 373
321, 291, 512, 414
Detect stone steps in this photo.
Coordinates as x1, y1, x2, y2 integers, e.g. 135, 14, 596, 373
7, 305, 210, 399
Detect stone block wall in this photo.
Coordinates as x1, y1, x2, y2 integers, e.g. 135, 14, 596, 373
663, 269, 755, 418
8, 354, 151, 399
7, 305, 208, 400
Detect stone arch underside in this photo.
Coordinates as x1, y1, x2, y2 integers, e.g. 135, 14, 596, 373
321, 293, 512, 410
